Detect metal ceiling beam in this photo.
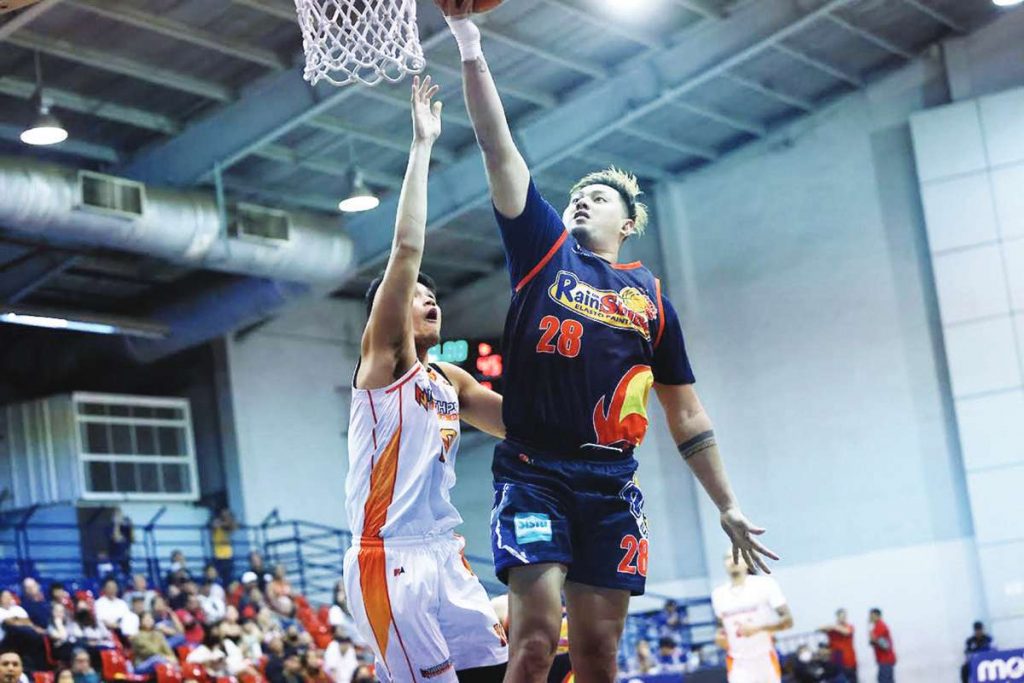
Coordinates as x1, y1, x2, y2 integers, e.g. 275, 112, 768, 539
65, 0, 288, 70
826, 13, 915, 61
668, 100, 765, 137
722, 72, 814, 112
0, 123, 119, 162
574, 150, 672, 182
899, 0, 965, 34
343, 0, 854, 265
0, 249, 82, 304
479, 27, 608, 79
427, 58, 557, 109
0, 0, 63, 40
670, 0, 726, 20
218, 178, 342, 214
621, 126, 718, 161
306, 115, 456, 163
0, 76, 181, 134
229, 0, 295, 22
532, 0, 664, 49
254, 144, 404, 189
772, 43, 863, 87
6, 31, 234, 101
115, 28, 455, 185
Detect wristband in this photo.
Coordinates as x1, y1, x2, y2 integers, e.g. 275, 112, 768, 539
445, 15, 483, 62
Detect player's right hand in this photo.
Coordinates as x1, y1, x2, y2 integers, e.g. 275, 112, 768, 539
720, 507, 780, 574
411, 75, 442, 144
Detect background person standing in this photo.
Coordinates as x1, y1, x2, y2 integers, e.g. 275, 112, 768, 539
868, 608, 896, 683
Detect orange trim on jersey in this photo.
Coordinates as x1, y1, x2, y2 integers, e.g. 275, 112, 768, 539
515, 231, 568, 293
611, 260, 643, 270
362, 426, 401, 537
771, 650, 781, 677
653, 278, 666, 349
384, 364, 420, 394
726, 655, 733, 674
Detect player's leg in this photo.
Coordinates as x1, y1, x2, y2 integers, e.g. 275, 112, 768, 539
344, 542, 457, 683
562, 458, 647, 682
506, 563, 567, 683
562, 582, 629, 683
436, 537, 508, 681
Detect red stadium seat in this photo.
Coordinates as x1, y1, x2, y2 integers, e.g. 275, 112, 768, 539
181, 663, 208, 683
100, 649, 148, 682
33, 673, 55, 683
317, 605, 330, 625
176, 646, 194, 664
155, 664, 183, 683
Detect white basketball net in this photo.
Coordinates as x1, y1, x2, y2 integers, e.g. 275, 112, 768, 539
294, 0, 425, 87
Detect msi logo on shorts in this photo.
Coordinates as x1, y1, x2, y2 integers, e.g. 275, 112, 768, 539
393, 566, 405, 577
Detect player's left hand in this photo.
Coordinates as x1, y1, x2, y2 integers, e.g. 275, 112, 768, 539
411, 75, 442, 143
721, 507, 779, 574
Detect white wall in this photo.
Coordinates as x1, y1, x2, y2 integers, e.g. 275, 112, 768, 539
225, 298, 363, 529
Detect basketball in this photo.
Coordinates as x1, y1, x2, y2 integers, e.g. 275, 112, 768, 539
470, 0, 503, 13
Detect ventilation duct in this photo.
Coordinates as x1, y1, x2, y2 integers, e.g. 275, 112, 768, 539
0, 157, 353, 284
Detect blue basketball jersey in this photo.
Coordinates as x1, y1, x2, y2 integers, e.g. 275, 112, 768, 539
494, 180, 695, 455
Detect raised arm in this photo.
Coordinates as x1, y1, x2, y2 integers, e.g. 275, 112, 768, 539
357, 76, 442, 389
438, 362, 505, 439
653, 382, 779, 573
435, 0, 530, 218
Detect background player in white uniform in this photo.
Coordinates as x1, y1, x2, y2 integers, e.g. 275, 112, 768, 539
344, 76, 508, 683
712, 554, 794, 683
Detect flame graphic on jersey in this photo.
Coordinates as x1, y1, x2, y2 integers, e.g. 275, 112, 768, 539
439, 428, 457, 462
592, 365, 654, 448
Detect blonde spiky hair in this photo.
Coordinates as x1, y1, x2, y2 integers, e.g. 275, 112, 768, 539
569, 167, 649, 237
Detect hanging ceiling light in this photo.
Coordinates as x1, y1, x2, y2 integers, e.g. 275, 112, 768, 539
338, 171, 379, 213
20, 52, 67, 147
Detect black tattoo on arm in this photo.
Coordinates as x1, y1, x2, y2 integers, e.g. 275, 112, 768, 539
677, 430, 716, 460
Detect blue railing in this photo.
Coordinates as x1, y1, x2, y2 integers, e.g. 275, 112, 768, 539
0, 505, 502, 602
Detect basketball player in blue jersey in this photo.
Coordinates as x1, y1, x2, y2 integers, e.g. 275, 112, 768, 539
437, 2, 780, 682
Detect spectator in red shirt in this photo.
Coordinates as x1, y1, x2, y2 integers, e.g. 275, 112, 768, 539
175, 595, 206, 645
821, 608, 857, 681
868, 608, 896, 683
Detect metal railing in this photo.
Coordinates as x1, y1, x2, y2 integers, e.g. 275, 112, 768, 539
0, 505, 502, 602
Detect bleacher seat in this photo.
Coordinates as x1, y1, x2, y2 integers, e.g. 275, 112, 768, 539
100, 649, 147, 682
175, 646, 194, 665
181, 663, 208, 683
33, 672, 55, 683
154, 664, 182, 683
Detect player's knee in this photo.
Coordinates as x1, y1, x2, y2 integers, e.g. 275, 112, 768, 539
511, 629, 560, 673
567, 634, 619, 681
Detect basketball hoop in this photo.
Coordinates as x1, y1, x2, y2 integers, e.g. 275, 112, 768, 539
293, 0, 425, 87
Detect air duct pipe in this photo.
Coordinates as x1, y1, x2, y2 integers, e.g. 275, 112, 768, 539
0, 157, 353, 284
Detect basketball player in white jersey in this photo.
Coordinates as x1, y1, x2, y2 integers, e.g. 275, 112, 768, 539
711, 553, 794, 683
344, 76, 508, 683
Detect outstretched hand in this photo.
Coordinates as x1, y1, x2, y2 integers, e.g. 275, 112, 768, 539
720, 507, 779, 574
411, 75, 442, 144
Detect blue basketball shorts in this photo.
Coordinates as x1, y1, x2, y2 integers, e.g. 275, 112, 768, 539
490, 439, 649, 595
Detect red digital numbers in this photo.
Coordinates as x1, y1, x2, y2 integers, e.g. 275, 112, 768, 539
476, 354, 503, 378
536, 316, 584, 358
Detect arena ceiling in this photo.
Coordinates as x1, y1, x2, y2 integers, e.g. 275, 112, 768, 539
0, 0, 1008, 347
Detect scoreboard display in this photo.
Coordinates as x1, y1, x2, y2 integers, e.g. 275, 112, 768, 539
427, 338, 504, 394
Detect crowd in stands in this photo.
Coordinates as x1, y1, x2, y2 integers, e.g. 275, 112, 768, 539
0, 549, 375, 683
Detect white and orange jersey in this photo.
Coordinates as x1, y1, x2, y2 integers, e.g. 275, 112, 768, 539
712, 575, 787, 661
346, 362, 463, 540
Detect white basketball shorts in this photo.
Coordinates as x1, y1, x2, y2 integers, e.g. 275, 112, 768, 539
343, 533, 508, 682
726, 651, 782, 683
